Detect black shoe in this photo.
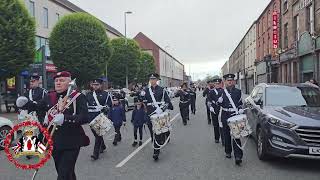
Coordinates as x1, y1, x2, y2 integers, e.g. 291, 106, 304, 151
215, 139, 219, 143
183, 122, 187, 126
139, 141, 143, 146
153, 154, 159, 161
235, 158, 242, 166
226, 153, 231, 159
91, 155, 98, 161
132, 141, 138, 147
113, 141, 117, 146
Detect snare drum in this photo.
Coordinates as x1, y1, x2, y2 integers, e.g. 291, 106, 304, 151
150, 112, 171, 135
227, 114, 252, 139
89, 113, 113, 136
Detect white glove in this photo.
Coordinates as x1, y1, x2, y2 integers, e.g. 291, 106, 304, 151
218, 97, 223, 103
210, 107, 215, 114
140, 90, 146, 96
53, 114, 64, 126
43, 114, 49, 126
238, 109, 244, 114
155, 107, 163, 115
16, 96, 29, 108
207, 102, 212, 107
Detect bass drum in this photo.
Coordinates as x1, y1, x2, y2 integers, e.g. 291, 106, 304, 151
227, 114, 252, 139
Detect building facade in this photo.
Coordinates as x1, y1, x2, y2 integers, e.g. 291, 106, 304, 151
256, 0, 281, 84
279, 0, 320, 83
244, 22, 257, 94
134, 32, 184, 87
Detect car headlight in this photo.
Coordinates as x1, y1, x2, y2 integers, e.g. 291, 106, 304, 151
268, 115, 296, 129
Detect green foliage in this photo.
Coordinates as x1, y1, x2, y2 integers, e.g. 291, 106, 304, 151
0, 0, 35, 79
108, 38, 141, 87
49, 12, 111, 87
137, 52, 156, 83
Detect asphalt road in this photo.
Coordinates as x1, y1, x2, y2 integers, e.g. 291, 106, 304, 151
0, 92, 320, 180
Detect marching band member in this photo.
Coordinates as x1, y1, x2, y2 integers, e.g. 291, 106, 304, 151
141, 73, 173, 161
86, 78, 112, 160
22, 73, 47, 159
108, 96, 126, 146
189, 83, 197, 114
131, 97, 147, 147
218, 74, 244, 166
203, 80, 215, 124
16, 71, 89, 180
208, 78, 224, 143
175, 83, 191, 125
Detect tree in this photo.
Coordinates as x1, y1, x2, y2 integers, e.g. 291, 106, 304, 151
108, 38, 141, 87
49, 13, 111, 87
137, 52, 156, 83
0, 0, 35, 79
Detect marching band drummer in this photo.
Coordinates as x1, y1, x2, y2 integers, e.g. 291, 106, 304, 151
217, 73, 244, 166
141, 73, 173, 161
86, 78, 112, 160
203, 80, 215, 125
16, 71, 90, 180
175, 82, 191, 126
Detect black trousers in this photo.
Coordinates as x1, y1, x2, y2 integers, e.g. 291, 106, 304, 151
91, 129, 106, 158
146, 121, 153, 140
154, 132, 169, 155
221, 111, 243, 159
206, 103, 211, 124
134, 126, 143, 141
190, 98, 196, 113
179, 103, 189, 124
114, 126, 121, 143
52, 148, 80, 180
211, 112, 220, 141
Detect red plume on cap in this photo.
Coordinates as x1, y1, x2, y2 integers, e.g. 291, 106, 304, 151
53, 71, 71, 79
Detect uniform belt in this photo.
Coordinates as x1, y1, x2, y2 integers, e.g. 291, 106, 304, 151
147, 102, 164, 106
180, 101, 189, 103
88, 109, 101, 113
222, 108, 236, 112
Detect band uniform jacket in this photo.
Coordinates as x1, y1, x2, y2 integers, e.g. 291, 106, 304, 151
143, 85, 173, 116
219, 87, 243, 118
175, 89, 191, 108
25, 90, 89, 150
208, 88, 223, 113
108, 105, 126, 127
86, 90, 112, 122
24, 87, 47, 122
189, 88, 196, 102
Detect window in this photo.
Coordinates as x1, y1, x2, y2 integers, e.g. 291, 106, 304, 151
283, 0, 288, 13
306, 5, 314, 34
29, 1, 35, 17
284, 23, 288, 48
266, 87, 308, 106
293, 15, 299, 40
43, 7, 48, 28
56, 13, 60, 22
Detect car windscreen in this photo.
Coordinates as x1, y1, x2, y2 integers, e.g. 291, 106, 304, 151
266, 87, 307, 106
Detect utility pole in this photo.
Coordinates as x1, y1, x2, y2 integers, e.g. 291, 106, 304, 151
124, 11, 132, 89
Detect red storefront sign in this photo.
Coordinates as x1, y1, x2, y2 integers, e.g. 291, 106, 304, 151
45, 64, 57, 72
272, 11, 278, 49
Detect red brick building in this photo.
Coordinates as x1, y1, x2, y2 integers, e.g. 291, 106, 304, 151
255, 0, 281, 84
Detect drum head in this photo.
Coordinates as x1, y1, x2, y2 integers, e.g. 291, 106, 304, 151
227, 114, 247, 123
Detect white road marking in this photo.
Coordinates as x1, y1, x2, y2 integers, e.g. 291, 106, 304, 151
115, 113, 180, 168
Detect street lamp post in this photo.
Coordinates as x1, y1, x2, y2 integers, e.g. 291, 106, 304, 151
124, 11, 132, 89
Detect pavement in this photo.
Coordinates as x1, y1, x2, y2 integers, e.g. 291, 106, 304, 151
0, 92, 319, 180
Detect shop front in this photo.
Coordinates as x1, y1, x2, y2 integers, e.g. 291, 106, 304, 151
298, 32, 315, 83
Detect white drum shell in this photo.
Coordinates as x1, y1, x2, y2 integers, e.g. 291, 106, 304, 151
89, 113, 113, 136
150, 112, 171, 135
227, 114, 252, 138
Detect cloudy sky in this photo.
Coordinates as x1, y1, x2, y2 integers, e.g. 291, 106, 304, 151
69, 0, 270, 80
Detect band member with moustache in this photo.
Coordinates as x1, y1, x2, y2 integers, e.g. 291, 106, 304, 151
86, 78, 112, 160
175, 83, 191, 125
141, 73, 173, 161
218, 74, 244, 166
17, 71, 89, 180
203, 80, 215, 124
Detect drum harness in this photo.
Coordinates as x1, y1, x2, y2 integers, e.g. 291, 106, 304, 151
224, 89, 250, 151
148, 87, 172, 150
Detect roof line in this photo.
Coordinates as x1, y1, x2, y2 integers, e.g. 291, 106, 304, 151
135, 32, 184, 66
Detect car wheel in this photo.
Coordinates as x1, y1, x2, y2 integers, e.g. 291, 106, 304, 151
257, 127, 270, 160
0, 126, 12, 150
